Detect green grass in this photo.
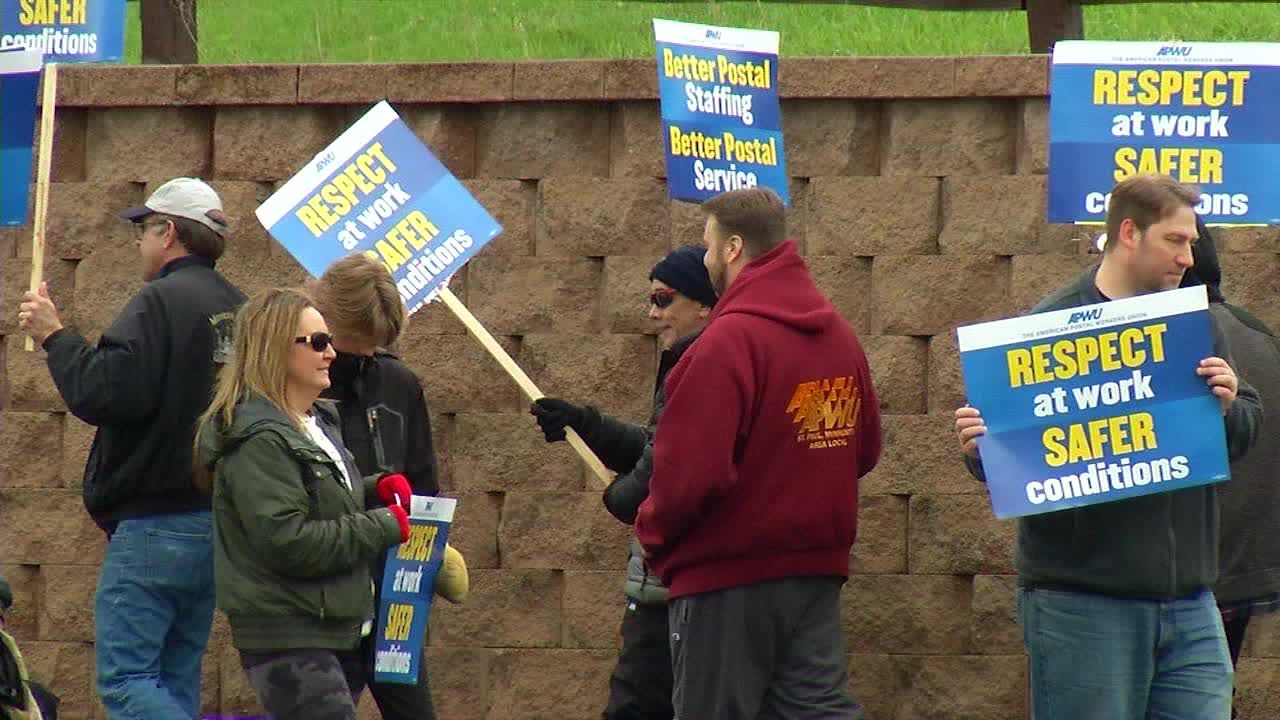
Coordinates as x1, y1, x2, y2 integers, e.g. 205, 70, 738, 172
121, 1, 1280, 64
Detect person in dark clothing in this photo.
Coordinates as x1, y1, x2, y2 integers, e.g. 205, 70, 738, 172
530, 245, 716, 720
1179, 218, 1280, 719
311, 253, 445, 720
0, 574, 58, 720
636, 188, 882, 720
17, 178, 247, 720
955, 175, 1263, 720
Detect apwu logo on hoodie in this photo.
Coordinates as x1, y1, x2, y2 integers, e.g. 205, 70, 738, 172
787, 376, 863, 450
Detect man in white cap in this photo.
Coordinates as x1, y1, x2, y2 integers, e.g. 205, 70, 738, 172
17, 178, 247, 720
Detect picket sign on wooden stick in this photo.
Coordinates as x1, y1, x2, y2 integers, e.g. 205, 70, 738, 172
436, 286, 613, 488
25, 62, 58, 352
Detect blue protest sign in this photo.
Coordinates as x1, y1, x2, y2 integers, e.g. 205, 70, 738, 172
653, 18, 788, 205
0, 48, 39, 226
1048, 40, 1280, 225
373, 495, 456, 685
256, 101, 501, 314
957, 285, 1229, 519
1, 0, 125, 63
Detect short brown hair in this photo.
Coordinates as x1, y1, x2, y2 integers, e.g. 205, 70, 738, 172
701, 187, 787, 257
312, 253, 407, 348
148, 213, 226, 261
1103, 175, 1201, 254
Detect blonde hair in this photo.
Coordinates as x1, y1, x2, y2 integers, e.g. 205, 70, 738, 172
198, 287, 315, 436
312, 253, 407, 349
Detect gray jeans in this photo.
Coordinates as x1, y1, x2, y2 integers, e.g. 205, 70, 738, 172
668, 576, 864, 720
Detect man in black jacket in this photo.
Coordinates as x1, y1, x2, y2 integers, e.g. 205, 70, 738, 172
953, 174, 1262, 720
17, 178, 246, 720
530, 246, 716, 720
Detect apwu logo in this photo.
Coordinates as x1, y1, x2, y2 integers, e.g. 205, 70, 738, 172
1067, 308, 1103, 324
705, 29, 721, 40
1157, 45, 1192, 57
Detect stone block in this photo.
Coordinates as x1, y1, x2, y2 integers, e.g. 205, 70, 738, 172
465, 180, 536, 257
297, 65, 388, 104
883, 99, 1016, 176
1214, 225, 1280, 254
424, 647, 495, 720
19, 641, 95, 719
1242, 612, 1280, 658
34, 182, 141, 261
781, 99, 880, 177
603, 60, 657, 99
0, 564, 39, 640
212, 107, 347, 181
218, 640, 263, 715
895, 655, 1027, 719
1009, 253, 1100, 315
1237, 658, 1280, 718
1017, 98, 1050, 175
445, 492, 502, 569
807, 256, 874, 332
58, 65, 177, 107
514, 61, 606, 100
872, 255, 1011, 336
451, 414, 583, 492
862, 413, 981, 495
400, 105, 477, 179
0, 412, 63, 487
49, 109, 87, 183
928, 330, 967, 415
85, 108, 213, 182
863, 335, 928, 414
783, 58, 955, 99
940, 176, 1064, 256
466, 256, 603, 335
218, 242, 312, 306
500, 493, 632, 571
848, 654, 910, 720
843, 574, 973, 654
71, 244, 146, 339
61, 406, 96, 488
37, 564, 97, 642
602, 255, 667, 336
955, 55, 1049, 97
394, 334, 522, 415
610, 102, 664, 178
536, 178, 670, 257
563, 570, 625, 650
1220, 253, 1280, 331
851, 494, 908, 575
176, 65, 298, 105
1, 257, 74, 338
487, 649, 615, 720
387, 62, 514, 103
0, 489, 105, 565
429, 569, 561, 648
808, 177, 939, 257
910, 494, 1015, 575
4, 336, 64, 412
475, 104, 610, 179
971, 575, 1022, 655
519, 334, 657, 424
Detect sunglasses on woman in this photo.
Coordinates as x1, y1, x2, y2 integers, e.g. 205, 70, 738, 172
650, 289, 677, 309
295, 332, 333, 352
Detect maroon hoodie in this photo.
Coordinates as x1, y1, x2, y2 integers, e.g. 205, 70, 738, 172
635, 239, 882, 599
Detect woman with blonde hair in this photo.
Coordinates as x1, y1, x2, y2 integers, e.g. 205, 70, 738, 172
194, 287, 411, 720
312, 252, 465, 720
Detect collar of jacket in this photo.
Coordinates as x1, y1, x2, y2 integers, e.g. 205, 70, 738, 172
156, 254, 215, 280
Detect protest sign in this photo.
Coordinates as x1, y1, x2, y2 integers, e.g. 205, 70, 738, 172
1, 0, 125, 63
0, 47, 39, 226
957, 285, 1229, 520
373, 495, 456, 685
653, 17, 788, 205
1048, 40, 1280, 225
256, 100, 502, 316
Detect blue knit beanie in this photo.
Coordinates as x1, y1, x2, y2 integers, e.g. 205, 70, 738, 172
650, 246, 717, 308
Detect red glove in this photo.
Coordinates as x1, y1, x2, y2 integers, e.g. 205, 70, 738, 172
388, 505, 411, 543
376, 473, 412, 511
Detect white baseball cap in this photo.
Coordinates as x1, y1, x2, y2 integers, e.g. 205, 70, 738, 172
120, 177, 229, 237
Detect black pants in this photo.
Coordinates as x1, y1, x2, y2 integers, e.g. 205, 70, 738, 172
668, 576, 863, 720
604, 600, 674, 720
1223, 614, 1249, 667
240, 648, 366, 720
360, 549, 437, 720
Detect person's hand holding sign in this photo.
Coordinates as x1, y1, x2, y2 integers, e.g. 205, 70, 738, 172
954, 405, 986, 458
1197, 356, 1238, 415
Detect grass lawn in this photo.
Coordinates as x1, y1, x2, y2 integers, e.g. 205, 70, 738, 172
122, 1, 1280, 64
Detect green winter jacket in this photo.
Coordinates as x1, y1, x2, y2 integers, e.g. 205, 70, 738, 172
197, 395, 402, 653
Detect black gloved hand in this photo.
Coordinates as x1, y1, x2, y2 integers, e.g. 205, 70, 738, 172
530, 398, 588, 443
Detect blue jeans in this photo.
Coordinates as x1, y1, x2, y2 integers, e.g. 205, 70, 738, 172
95, 511, 216, 719
1018, 586, 1233, 720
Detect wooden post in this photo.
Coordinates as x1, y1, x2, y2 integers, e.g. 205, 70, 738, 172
25, 63, 58, 353
140, 0, 198, 64
1026, 0, 1084, 54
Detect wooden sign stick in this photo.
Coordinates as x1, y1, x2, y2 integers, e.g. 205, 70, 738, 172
436, 286, 614, 488
25, 62, 58, 352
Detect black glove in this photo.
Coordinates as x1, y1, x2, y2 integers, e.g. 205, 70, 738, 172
530, 398, 588, 443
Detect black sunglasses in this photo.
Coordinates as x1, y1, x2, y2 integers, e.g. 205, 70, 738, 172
295, 332, 333, 352
650, 289, 677, 309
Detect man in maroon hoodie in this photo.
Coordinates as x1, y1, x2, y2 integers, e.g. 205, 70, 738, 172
635, 187, 882, 719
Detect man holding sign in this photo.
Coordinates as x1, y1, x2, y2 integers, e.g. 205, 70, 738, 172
954, 174, 1262, 720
